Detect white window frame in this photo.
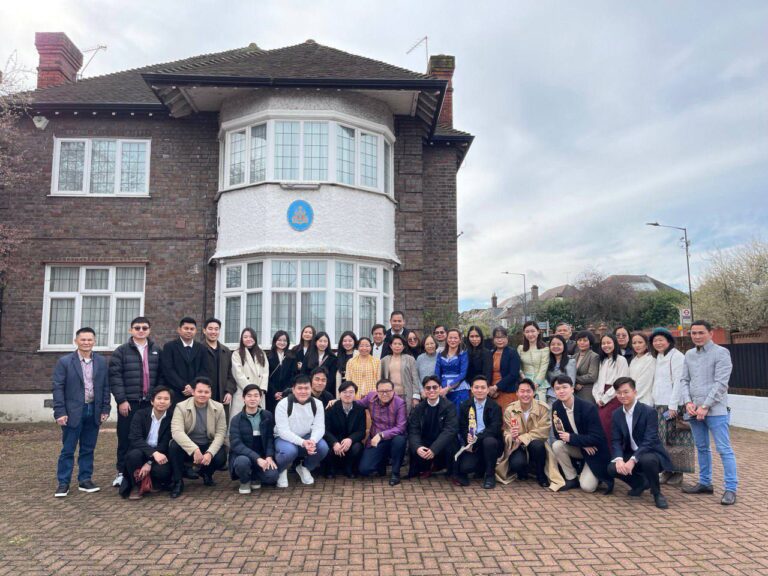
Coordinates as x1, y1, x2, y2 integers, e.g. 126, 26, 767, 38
51, 138, 151, 197
40, 265, 146, 351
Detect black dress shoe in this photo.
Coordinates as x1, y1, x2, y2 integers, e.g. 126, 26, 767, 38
202, 473, 216, 487
170, 481, 184, 498
654, 494, 669, 509
388, 475, 401, 486
483, 476, 496, 490
628, 486, 646, 497
602, 481, 614, 495
682, 483, 714, 494
183, 468, 199, 480
452, 475, 470, 487
721, 490, 737, 505
537, 478, 550, 488
561, 478, 580, 491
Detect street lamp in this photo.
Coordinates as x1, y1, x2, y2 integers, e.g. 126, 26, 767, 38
645, 222, 694, 323
502, 271, 527, 323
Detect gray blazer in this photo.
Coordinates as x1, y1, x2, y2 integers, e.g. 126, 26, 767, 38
575, 350, 600, 387
380, 354, 422, 414
52, 352, 111, 428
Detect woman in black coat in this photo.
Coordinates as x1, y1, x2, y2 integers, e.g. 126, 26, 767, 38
465, 326, 492, 384
303, 331, 338, 395
266, 330, 297, 413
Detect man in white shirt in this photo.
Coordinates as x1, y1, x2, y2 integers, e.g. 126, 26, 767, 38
370, 324, 391, 360
608, 377, 672, 509
274, 375, 329, 487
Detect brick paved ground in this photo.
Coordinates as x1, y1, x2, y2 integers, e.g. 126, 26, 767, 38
0, 424, 766, 576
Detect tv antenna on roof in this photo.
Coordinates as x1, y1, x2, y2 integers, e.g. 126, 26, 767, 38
78, 44, 107, 79
406, 36, 429, 68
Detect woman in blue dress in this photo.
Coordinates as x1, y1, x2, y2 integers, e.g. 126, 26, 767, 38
434, 328, 469, 413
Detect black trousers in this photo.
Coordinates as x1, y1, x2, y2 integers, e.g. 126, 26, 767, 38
408, 437, 458, 477
457, 436, 500, 479
326, 442, 364, 474
124, 448, 172, 488
607, 452, 662, 495
169, 440, 227, 483
115, 399, 150, 471
507, 439, 547, 481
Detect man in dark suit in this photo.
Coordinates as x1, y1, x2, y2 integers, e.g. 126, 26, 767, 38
324, 381, 367, 478
454, 376, 503, 489
119, 386, 174, 499
550, 375, 613, 494
371, 324, 392, 360
609, 377, 672, 509
200, 318, 236, 410
384, 311, 411, 344
162, 317, 206, 403
408, 376, 458, 479
52, 327, 111, 497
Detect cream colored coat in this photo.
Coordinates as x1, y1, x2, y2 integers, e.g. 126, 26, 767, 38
230, 347, 269, 421
495, 399, 565, 491
170, 397, 228, 456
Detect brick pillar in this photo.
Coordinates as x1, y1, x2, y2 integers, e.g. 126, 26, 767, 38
35, 32, 83, 89
427, 54, 455, 128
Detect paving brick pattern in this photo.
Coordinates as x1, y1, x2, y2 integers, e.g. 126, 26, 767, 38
0, 425, 766, 576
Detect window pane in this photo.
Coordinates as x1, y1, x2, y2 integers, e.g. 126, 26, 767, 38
115, 268, 145, 292
84, 269, 109, 290
229, 131, 246, 185
335, 292, 353, 335
247, 262, 263, 289
337, 125, 355, 185
226, 266, 242, 289
384, 296, 391, 322
58, 141, 85, 192
250, 124, 267, 183
225, 296, 242, 343
360, 133, 378, 188
301, 292, 326, 332
384, 140, 391, 194
383, 269, 390, 294
82, 296, 110, 346
301, 260, 326, 288
90, 140, 116, 194
359, 295, 377, 338
271, 292, 296, 342
246, 293, 262, 343
272, 260, 297, 288
48, 298, 75, 345
360, 266, 377, 289
303, 122, 328, 181
274, 121, 300, 180
50, 267, 79, 292
335, 262, 354, 290
114, 298, 140, 343
120, 141, 148, 193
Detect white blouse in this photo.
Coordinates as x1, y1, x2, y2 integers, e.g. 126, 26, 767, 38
593, 355, 630, 405
629, 353, 655, 406
652, 348, 684, 408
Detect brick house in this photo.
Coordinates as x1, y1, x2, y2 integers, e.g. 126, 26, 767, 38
0, 33, 473, 418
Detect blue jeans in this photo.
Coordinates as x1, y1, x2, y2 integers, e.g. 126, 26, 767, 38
57, 403, 100, 485
275, 437, 329, 472
689, 414, 738, 492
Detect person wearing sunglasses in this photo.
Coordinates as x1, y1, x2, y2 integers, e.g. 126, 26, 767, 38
108, 316, 164, 488
406, 376, 458, 480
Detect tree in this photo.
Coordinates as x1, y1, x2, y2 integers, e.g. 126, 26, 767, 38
627, 291, 685, 329
571, 270, 638, 328
535, 298, 579, 330
695, 240, 768, 331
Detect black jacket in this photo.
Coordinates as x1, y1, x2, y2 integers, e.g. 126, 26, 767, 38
324, 401, 367, 446
611, 402, 673, 470
201, 341, 237, 403
161, 338, 206, 399
551, 397, 611, 481
266, 351, 298, 412
466, 348, 492, 384
458, 397, 503, 445
385, 328, 411, 344
302, 352, 338, 394
408, 397, 458, 455
371, 341, 392, 360
109, 339, 163, 404
229, 409, 276, 479
127, 406, 171, 460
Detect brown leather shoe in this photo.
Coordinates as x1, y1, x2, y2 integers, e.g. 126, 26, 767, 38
128, 487, 142, 500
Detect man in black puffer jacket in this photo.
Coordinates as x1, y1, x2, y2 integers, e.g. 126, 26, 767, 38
109, 316, 163, 488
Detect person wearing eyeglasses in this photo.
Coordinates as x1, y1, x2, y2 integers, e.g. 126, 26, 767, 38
432, 325, 448, 353
108, 316, 164, 488
407, 375, 458, 480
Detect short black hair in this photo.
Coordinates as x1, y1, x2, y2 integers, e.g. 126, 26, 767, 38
691, 319, 713, 331
310, 367, 328, 380
389, 334, 407, 347
193, 376, 212, 389
376, 378, 394, 390
179, 316, 197, 327
203, 317, 221, 328
613, 376, 636, 391
492, 326, 508, 338
470, 375, 488, 385
150, 386, 173, 400
517, 378, 536, 391
552, 375, 573, 387
338, 381, 358, 394
130, 316, 151, 327
75, 327, 95, 336
242, 384, 262, 397
433, 324, 447, 333
390, 310, 404, 319
421, 375, 440, 387
371, 324, 386, 334
555, 322, 571, 330
293, 374, 311, 387
575, 330, 595, 345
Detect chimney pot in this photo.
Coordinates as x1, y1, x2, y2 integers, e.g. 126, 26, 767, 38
428, 54, 455, 128
35, 32, 83, 89
531, 285, 540, 302
491, 293, 498, 309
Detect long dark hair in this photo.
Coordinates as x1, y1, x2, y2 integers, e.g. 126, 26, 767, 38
522, 321, 546, 351
292, 324, 316, 353
547, 334, 570, 372
630, 331, 649, 356
464, 325, 486, 359
598, 334, 620, 362
270, 330, 292, 356
304, 331, 336, 371
441, 328, 465, 358
406, 330, 423, 357
238, 327, 265, 366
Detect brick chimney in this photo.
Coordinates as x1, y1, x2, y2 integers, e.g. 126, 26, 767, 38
491, 293, 498, 308
427, 54, 454, 127
531, 285, 539, 302
35, 32, 83, 89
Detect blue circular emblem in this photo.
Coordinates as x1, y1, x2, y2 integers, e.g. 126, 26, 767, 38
287, 200, 313, 232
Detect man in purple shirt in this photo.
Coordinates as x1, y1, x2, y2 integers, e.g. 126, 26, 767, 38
357, 379, 407, 485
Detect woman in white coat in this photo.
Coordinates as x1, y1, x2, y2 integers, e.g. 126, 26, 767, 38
628, 332, 655, 405
230, 328, 269, 422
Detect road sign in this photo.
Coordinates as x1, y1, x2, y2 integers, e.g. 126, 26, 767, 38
680, 308, 692, 326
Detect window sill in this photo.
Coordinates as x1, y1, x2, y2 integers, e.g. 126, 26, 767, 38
48, 194, 151, 198
37, 347, 118, 353
217, 181, 395, 203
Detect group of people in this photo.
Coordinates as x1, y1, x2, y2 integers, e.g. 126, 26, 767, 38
52, 311, 738, 508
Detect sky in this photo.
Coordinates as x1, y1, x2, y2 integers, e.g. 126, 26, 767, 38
2, 1, 767, 311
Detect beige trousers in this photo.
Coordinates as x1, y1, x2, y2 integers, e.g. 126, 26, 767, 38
551, 440, 598, 493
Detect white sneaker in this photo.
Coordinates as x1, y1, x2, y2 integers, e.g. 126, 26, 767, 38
277, 470, 289, 488
112, 473, 124, 487
238, 483, 252, 495
250, 482, 262, 490
295, 464, 315, 485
